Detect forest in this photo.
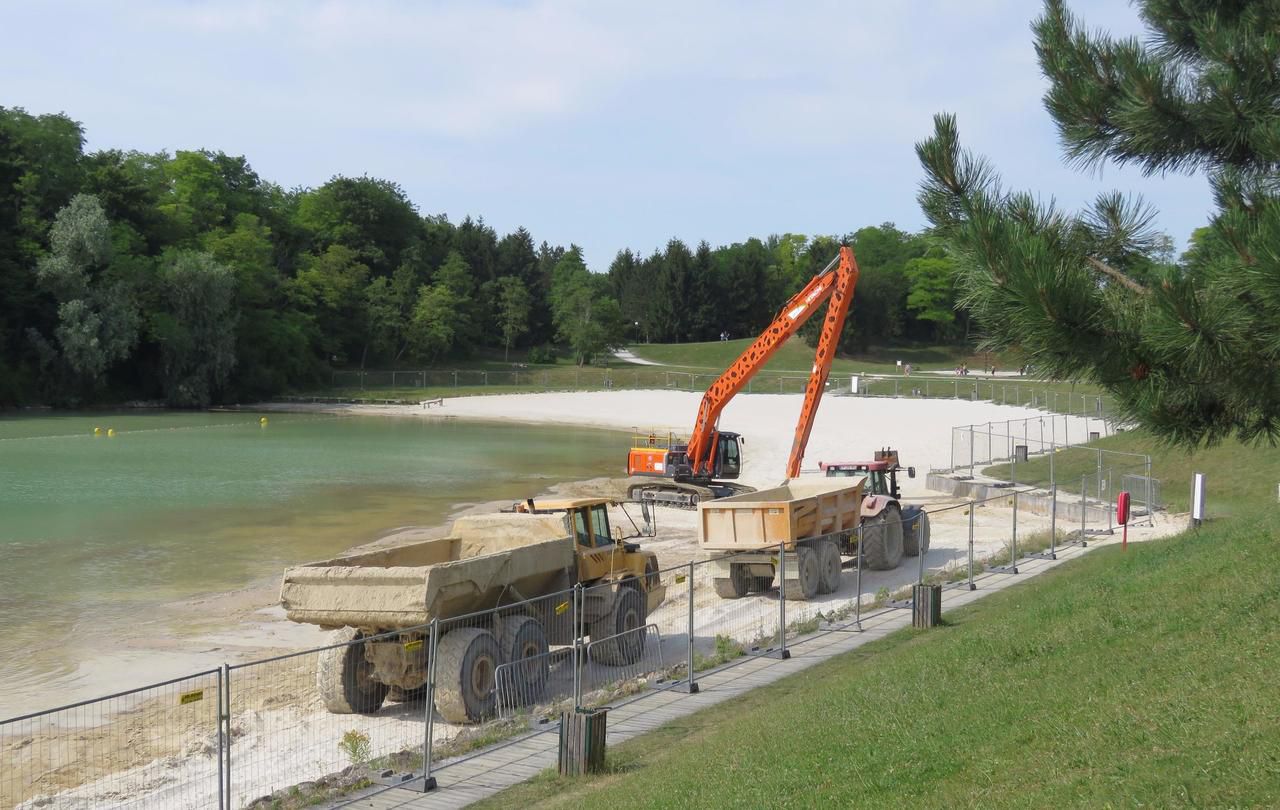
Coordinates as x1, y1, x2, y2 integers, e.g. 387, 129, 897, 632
1, 106, 967, 406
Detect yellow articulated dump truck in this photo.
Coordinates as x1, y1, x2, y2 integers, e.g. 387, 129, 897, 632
699, 478, 909, 601
281, 498, 665, 723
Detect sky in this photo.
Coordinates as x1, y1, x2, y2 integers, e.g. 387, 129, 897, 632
2, 1, 1211, 270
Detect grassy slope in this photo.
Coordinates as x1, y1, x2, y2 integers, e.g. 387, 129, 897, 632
985, 433, 1280, 516
627, 337, 994, 375
477, 440, 1280, 809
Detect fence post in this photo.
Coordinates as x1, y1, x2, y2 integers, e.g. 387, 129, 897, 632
1048, 483, 1058, 559
218, 665, 226, 810
422, 618, 439, 791
1009, 490, 1019, 573
685, 561, 699, 693
223, 663, 232, 807
967, 501, 976, 590
916, 515, 926, 585
894, 379, 900, 397
968, 425, 975, 478
1096, 448, 1103, 503
572, 583, 583, 708
1080, 474, 1088, 546
1106, 469, 1114, 534
452, 371, 458, 388
776, 544, 790, 659
854, 524, 865, 628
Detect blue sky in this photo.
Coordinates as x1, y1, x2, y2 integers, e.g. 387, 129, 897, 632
2, 1, 1210, 270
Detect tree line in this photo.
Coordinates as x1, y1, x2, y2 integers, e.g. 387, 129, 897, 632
1, 106, 965, 407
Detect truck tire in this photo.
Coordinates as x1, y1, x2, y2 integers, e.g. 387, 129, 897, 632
816, 539, 842, 594
495, 615, 549, 707
317, 627, 389, 715
786, 546, 820, 601
588, 586, 646, 666
861, 504, 905, 571
435, 628, 500, 724
902, 508, 931, 557
713, 563, 752, 599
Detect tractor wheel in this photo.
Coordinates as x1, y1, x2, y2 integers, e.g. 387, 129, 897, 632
435, 628, 500, 724
786, 546, 820, 601
902, 508, 931, 557
816, 539, 842, 594
495, 615, 550, 708
588, 586, 647, 666
317, 627, 389, 715
713, 563, 752, 599
861, 504, 905, 571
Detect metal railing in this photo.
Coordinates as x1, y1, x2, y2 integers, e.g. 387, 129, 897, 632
3, 498, 1131, 809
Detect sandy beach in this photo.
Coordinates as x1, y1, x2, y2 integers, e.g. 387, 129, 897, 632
4, 390, 1184, 808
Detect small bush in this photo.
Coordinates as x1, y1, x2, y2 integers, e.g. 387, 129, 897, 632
527, 345, 557, 364
337, 730, 371, 766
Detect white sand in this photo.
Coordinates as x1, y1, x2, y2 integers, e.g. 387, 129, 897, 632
12, 390, 1184, 808
346, 389, 1077, 495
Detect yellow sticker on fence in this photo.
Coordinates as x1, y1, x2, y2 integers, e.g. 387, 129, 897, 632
554, 600, 570, 615
403, 639, 424, 653
675, 575, 687, 584
179, 690, 204, 705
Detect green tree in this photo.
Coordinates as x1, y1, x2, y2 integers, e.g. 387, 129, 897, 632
408, 283, 461, 362
290, 245, 371, 365
917, 0, 1280, 446
29, 195, 139, 396
903, 250, 959, 339
296, 176, 421, 277
150, 251, 237, 405
551, 248, 623, 365
495, 276, 531, 361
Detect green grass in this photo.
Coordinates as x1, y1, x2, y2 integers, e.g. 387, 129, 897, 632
628, 336, 996, 375
985, 432, 1280, 516
475, 438, 1280, 809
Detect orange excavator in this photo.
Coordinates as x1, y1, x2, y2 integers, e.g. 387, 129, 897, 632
626, 245, 860, 508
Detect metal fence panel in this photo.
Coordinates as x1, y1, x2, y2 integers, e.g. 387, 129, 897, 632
226, 628, 431, 808
1, 669, 223, 809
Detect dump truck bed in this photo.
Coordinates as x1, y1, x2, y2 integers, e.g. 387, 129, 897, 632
698, 478, 864, 552
281, 513, 576, 629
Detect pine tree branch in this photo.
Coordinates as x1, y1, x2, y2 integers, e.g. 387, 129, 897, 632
1085, 256, 1149, 294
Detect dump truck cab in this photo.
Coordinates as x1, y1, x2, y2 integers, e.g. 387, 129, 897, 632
514, 497, 665, 613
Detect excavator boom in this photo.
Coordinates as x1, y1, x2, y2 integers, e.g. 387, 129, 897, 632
686, 246, 860, 478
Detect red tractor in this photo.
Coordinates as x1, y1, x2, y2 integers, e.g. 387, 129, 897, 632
819, 449, 930, 569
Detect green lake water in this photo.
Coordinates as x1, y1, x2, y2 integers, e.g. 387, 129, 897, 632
0, 411, 623, 693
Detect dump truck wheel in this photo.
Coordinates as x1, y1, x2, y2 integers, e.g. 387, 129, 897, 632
861, 504, 905, 570
588, 586, 646, 666
816, 539, 842, 594
495, 616, 549, 707
435, 628, 500, 724
317, 627, 389, 715
786, 546, 820, 601
902, 508, 931, 557
713, 563, 752, 599
749, 574, 775, 593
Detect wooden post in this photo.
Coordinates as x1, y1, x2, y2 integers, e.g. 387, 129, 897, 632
911, 584, 942, 628
559, 708, 608, 776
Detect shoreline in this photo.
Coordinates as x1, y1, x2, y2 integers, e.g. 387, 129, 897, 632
3, 390, 1112, 718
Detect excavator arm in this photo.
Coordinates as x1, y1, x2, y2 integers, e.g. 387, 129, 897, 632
685, 245, 860, 479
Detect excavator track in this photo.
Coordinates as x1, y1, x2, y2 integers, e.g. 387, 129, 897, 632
626, 480, 757, 510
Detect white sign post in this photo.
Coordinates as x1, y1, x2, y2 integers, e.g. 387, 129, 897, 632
1190, 472, 1206, 527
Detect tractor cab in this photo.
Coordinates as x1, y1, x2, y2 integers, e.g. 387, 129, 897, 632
819, 448, 915, 500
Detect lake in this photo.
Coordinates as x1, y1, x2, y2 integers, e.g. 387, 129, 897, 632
0, 410, 623, 705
